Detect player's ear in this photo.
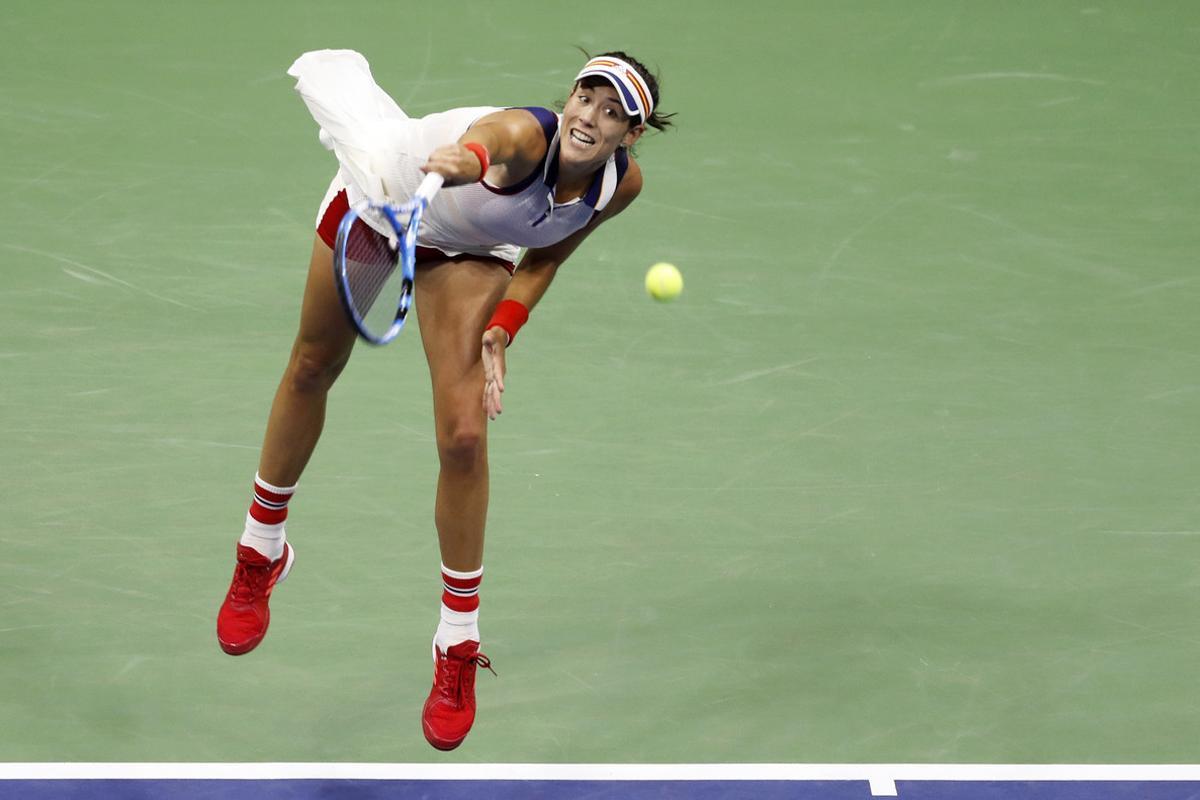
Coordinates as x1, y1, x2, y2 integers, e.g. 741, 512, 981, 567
622, 123, 645, 149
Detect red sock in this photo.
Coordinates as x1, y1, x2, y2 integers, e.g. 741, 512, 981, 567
441, 564, 482, 613
239, 473, 295, 560
436, 564, 482, 650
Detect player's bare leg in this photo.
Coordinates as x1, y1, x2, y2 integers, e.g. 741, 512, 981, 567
217, 235, 356, 656
415, 256, 508, 750
415, 258, 509, 572
258, 235, 357, 487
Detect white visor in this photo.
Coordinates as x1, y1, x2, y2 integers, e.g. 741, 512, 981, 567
574, 56, 654, 122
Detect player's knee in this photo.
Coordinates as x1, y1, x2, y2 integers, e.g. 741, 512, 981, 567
437, 425, 485, 472
286, 345, 348, 395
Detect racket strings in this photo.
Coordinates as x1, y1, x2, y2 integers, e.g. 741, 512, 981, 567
334, 197, 429, 344
343, 217, 406, 331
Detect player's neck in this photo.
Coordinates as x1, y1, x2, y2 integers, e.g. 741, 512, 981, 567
554, 154, 603, 203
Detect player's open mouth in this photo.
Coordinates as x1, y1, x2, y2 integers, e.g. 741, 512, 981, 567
569, 129, 595, 146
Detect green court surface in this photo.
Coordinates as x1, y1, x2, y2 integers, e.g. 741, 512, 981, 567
2, 0, 1198, 766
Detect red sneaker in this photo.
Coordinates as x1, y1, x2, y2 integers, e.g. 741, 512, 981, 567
421, 640, 495, 750
216, 543, 295, 656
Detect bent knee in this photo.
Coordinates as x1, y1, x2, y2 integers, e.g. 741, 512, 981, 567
286, 344, 350, 394
437, 425, 486, 471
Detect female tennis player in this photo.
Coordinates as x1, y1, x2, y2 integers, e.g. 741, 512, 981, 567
216, 49, 671, 750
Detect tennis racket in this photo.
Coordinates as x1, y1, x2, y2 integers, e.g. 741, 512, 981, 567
332, 172, 445, 345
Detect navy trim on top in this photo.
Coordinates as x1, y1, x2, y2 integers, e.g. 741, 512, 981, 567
588, 148, 631, 220
582, 165, 604, 207
544, 136, 560, 193
481, 106, 558, 196
520, 106, 559, 143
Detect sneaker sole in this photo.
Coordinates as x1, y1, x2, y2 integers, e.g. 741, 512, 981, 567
277, 542, 296, 584
422, 722, 466, 751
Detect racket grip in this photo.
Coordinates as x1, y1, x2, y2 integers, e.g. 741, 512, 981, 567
416, 171, 445, 201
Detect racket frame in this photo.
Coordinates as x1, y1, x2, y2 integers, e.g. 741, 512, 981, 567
332, 173, 444, 345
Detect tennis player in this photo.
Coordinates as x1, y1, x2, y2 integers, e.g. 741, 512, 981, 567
216, 49, 671, 750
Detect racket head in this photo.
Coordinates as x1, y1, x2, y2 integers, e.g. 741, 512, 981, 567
332, 202, 415, 345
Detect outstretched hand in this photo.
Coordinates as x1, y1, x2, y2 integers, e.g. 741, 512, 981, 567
482, 327, 508, 420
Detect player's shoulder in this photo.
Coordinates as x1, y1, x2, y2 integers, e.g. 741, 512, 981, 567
609, 151, 642, 212
474, 107, 553, 142
619, 152, 642, 195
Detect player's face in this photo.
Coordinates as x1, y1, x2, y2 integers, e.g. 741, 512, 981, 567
560, 84, 644, 165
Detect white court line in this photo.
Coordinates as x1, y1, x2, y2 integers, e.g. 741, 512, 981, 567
870, 777, 898, 796
3, 764, 1200, 782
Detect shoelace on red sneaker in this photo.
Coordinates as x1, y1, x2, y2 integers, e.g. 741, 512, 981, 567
436, 651, 497, 705
228, 560, 270, 604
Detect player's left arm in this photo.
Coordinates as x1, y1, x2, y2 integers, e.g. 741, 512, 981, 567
481, 157, 643, 418
508, 158, 643, 313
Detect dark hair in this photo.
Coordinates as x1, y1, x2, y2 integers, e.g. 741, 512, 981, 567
573, 49, 676, 134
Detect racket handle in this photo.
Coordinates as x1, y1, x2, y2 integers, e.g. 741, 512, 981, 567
416, 171, 445, 201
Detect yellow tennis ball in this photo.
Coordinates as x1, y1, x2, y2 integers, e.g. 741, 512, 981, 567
645, 262, 683, 302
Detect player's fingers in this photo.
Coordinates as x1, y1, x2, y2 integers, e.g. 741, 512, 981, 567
493, 351, 506, 393
485, 384, 502, 420
484, 339, 506, 390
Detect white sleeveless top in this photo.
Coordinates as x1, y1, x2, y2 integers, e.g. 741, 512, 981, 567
287, 51, 629, 264
368, 106, 630, 263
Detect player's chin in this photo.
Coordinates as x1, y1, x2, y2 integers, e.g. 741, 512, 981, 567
561, 142, 610, 169
561, 140, 590, 160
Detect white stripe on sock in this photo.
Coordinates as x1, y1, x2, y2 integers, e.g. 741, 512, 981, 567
440, 563, 483, 580
254, 472, 297, 496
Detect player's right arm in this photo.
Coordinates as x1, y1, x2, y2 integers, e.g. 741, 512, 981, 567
421, 109, 548, 186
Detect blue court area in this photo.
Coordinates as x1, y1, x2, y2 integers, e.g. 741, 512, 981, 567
6, 768, 1200, 800
5, 779, 1200, 800
2, 780, 860, 800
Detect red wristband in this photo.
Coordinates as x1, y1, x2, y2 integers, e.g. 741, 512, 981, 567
463, 142, 490, 182
486, 299, 529, 345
